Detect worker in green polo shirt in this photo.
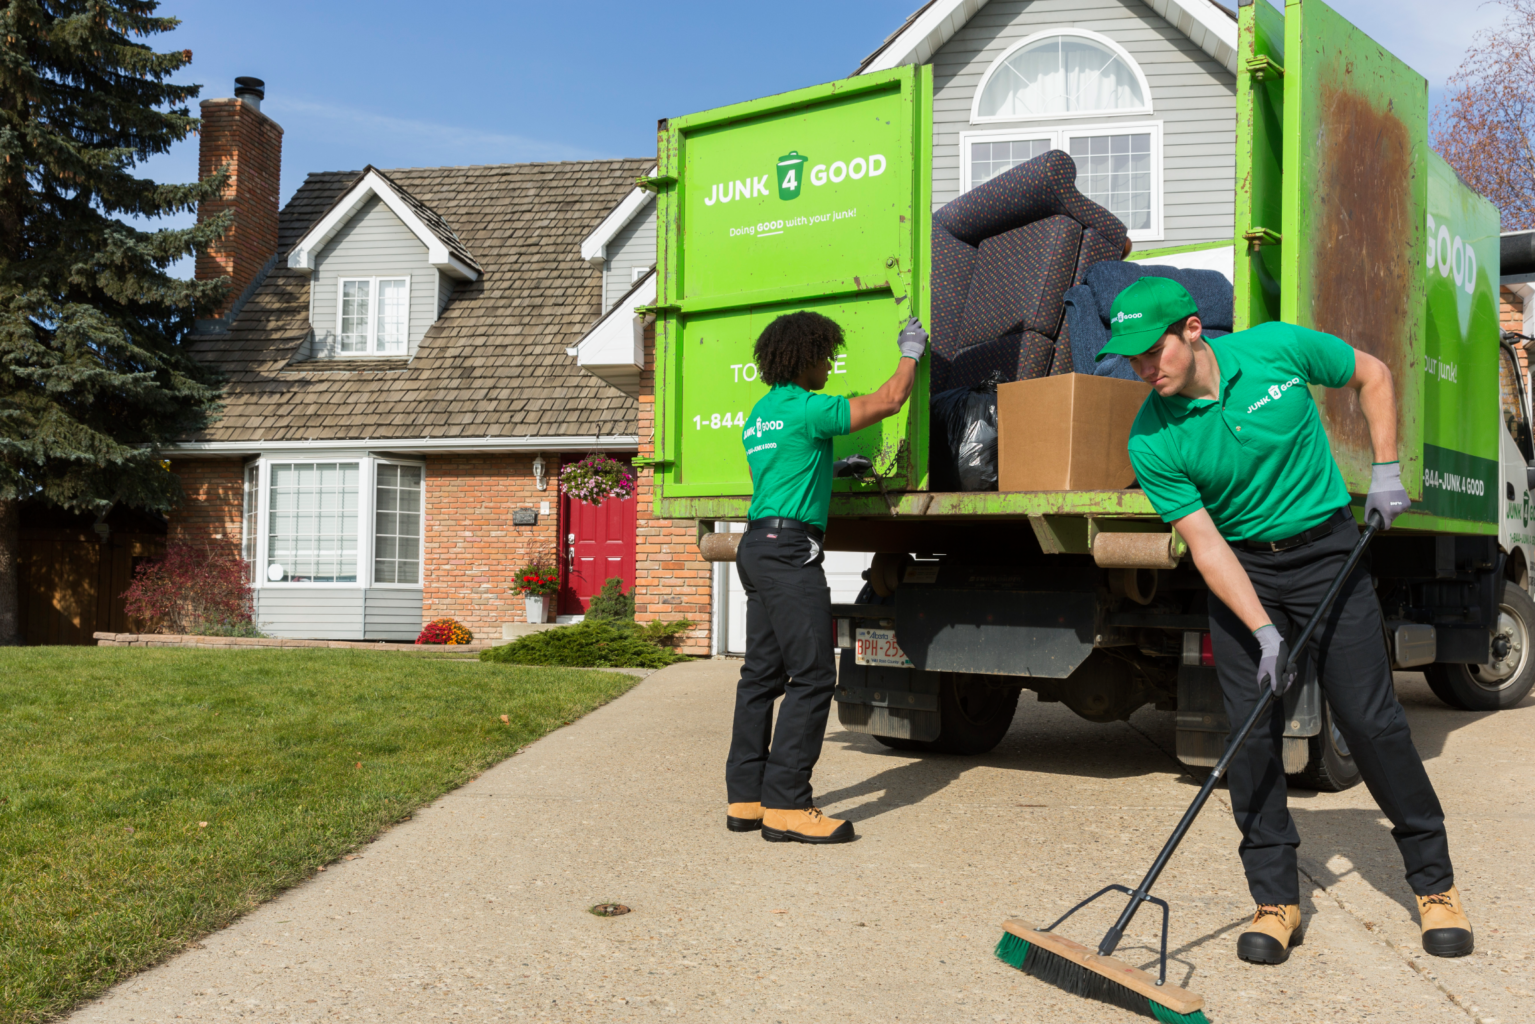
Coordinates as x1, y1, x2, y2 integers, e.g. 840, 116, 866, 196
1103, 277, 1473, 965
725, 310, 926, 844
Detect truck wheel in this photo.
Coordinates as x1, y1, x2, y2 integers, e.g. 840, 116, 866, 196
872, 673, 1019, 755
1289, 700, 1362, 792
1423, 583, 1535, 711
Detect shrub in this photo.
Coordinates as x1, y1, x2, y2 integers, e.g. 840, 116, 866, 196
560, 454, 636, 505
480, 619, 694, 669
514, 561, 560, 596
586, 577, 635, 621
121, 543, 254, 635
416, 618, 473, 645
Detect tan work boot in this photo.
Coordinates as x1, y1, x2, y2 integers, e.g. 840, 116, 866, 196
1417, 887, 1474, 957
761, 806, 855, 844
726, 801, 764, 833
1236, 904, 1303, 964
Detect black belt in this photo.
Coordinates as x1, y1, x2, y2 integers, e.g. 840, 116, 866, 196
1235, 507, 1354, 553
746, 517, 824, 542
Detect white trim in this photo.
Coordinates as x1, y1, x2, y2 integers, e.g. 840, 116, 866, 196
859, 0, 1236, 77
287, 169, 480, 282
860, 0, 993, 74
959, 121, 1165, 243
163, 435, 640, 457
1143, 0, 1239, 76
335, 275, 410, 355
970, 29, 1154, 125
580, 169, 658, 266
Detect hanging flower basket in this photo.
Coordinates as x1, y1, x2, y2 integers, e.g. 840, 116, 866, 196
560, 454, 636, 505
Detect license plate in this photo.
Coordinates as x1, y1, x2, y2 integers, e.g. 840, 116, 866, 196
855, 628, 912, 667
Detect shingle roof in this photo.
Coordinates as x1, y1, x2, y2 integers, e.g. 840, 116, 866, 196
185, 158, 651, 443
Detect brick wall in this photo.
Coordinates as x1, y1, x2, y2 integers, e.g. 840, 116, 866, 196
167, 459, 244, 557
422, 453, 561, 639
1502, 286, 1529, 378
634, 320, 714, 655
197, 97, 283, 318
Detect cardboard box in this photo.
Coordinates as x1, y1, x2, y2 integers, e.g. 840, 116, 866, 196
996, 374, 1152, 491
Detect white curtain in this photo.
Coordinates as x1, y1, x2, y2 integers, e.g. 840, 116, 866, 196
978, 36, 1146, 119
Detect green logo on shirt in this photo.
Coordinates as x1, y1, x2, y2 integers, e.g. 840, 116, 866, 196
1246, 377, 1302, 414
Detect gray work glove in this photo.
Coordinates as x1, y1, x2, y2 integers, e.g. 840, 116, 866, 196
897, 317, 928, 361
1365, 461, 1411, 530
1254, 624, 1294, 697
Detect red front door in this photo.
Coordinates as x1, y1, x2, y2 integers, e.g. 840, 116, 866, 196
559, 489, 637, 615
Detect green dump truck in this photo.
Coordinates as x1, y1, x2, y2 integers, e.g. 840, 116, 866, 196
645, 0, 1535, 789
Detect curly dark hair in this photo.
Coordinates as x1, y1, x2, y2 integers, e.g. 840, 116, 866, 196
753, 311, 844, 385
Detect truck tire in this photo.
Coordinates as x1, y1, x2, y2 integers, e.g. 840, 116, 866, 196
1288, 699, 1362, 792
1423, 583, 1535, 711
873, 672, 1019, 755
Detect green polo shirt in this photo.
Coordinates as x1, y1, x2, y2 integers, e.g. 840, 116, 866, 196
1126, 321, 1356, 542
743, 382, 852, 530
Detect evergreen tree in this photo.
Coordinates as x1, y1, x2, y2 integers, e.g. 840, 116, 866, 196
0, 0, 230, 643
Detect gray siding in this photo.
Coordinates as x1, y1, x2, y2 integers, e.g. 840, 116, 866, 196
929, 0, 1236, 245
603, 196, 656, 313
364, 589, 424, 641
309, 195, 441, 358
253, 589, 365, 639
252, 588, 423, 640
437, 270, 455, 318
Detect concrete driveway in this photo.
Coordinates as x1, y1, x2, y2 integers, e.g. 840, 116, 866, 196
70, 659, 1532, 1024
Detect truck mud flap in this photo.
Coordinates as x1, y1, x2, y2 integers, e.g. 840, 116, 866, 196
1175, 663, 1320, 771
894, 587, 1095, 677
835, 652, 941, 742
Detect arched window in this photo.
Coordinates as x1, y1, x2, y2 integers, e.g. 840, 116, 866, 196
973, 30, 1151, 123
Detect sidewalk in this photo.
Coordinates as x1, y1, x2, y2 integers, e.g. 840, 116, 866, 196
68, 659, 1530, 1023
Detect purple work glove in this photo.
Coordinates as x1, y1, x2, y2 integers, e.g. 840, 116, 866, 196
1254, 624, 1294, 697
897, 317, 928, 361
1365, 461, 1411, 530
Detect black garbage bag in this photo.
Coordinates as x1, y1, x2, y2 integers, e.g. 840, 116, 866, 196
928, 371, 1002, 492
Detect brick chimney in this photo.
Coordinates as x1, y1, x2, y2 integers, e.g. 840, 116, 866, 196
196, 77, 283, 328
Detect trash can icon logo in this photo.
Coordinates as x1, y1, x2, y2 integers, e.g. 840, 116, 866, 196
777, 151, 808, 200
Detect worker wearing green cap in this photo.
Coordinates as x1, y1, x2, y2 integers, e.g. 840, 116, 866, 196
1106, 277, 1472, 965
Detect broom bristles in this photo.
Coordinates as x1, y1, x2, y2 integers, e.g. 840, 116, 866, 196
993, 931, 1211, 1024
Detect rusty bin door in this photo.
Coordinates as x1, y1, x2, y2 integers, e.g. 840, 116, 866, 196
1279, 0, 1427, 501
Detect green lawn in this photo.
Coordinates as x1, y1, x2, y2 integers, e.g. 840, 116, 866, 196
0, 647, 642, 1024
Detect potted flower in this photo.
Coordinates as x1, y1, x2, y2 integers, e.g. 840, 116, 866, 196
560, 454, 637, 505
515, 562, 560, 623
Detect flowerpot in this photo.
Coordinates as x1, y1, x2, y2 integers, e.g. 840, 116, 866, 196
523, 596, 547, 623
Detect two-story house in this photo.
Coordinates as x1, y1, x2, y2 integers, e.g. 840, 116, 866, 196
159, 81, 717, 645
573, 0, 1240, 653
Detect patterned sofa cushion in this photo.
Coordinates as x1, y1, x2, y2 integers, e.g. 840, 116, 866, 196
957, 215, 1082, 348
945, 330, 1057, 392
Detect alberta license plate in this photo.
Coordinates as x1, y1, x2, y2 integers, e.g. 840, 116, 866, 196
855, 628, 913, 667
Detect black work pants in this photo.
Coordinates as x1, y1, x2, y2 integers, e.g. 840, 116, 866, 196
725, 528, 836, 810
1208, 516, 1454, 904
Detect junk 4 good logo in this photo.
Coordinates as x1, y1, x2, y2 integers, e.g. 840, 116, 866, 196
778, 152, 808, 200
1524, 489, 1531, 529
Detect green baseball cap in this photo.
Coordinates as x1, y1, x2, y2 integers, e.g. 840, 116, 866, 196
1096, 277, 1200, 360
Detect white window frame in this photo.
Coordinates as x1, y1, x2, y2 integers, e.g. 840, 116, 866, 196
958, 120, 1165, 243
247, 455, 427, 591
369, 459, 426, 590
970, 28, 1154, 125
335, 276, 411, 356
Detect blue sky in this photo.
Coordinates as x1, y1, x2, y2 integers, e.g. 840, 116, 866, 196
137, 0, 1501, 266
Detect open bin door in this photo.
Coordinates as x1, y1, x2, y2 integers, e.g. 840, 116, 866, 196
650, 66, 932, 514
1277, 0, 1427, 500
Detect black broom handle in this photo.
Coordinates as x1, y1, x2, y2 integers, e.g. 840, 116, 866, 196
1095, 511, 1382, 959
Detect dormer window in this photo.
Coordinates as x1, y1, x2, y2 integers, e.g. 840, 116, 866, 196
973, 30, 1151, 122
338, 277, 409, 354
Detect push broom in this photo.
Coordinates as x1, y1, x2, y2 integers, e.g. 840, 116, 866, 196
995, 511, 1383, 1022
